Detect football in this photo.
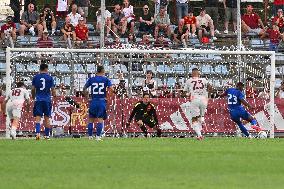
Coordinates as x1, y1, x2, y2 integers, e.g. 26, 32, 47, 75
258, 131, 268, 139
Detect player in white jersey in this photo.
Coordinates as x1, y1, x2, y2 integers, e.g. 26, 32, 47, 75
184, 68, 212, 140
3, 82, 30, 139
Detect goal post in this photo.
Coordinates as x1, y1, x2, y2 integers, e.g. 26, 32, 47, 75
4, 47, 276, 138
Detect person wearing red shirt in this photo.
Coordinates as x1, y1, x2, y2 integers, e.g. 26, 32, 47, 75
183, 10, 197, 37
245, 78, 257, 98
272, 9, 284, 32
265, 24, 283, 52
37, 30, 54, 48
75, 17, 89, 42
0, 16, 17, 41
241, 4, 265, 35
273, 0, 284, 16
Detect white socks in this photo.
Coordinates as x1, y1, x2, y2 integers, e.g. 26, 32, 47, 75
192, 122, 202, 137
10, 127, 16, 139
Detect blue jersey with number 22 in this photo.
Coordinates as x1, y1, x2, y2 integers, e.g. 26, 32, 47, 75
84, 76, 112, 100
225, 88, 245, 110
32, 73, 55, 102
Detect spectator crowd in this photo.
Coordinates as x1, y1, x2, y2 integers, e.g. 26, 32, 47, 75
2, 0, 284, 51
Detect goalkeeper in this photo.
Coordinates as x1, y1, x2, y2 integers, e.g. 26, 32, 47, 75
126, 93, 162, 137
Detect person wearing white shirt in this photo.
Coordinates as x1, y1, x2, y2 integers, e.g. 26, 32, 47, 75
196, 8, 217, 42
122, 0, 135, 34
96, 8, 111, 36
68, 4, 81, 27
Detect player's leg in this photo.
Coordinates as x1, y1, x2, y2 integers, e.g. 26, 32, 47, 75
243, 111, 262, 132
93, 101, 107, 140
190, 100, 203, 139
87, 118, 95, 139
230, 110, 250, 137
6, 105, 15, 139
33, 101, 43, 140
10, 109, 21, 139
143, 116, 161, 137
136, 119, 148, 137
43, 101, 52, 139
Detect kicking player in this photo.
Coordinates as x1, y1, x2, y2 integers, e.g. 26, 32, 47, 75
32, 63, 56, 140
221, 82, 261, 138
3, 81, 30, 139
184, 68, 212, 140
83, 65, 113, 141
126, 93, 161, 137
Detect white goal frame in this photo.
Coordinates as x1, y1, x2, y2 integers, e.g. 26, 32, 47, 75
5, 47, 276, 138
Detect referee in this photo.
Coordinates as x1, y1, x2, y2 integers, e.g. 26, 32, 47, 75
126, 93, 162, 137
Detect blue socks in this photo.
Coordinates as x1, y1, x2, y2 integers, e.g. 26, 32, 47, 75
35, 123, 41, 134
96, 123, 104, 137
251, 119, 257, 125
236, 122, 250, 137
44, 127, 50, 137
88, 123, 93, 137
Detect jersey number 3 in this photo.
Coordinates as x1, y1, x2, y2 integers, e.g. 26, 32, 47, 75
92, 83, 105, 94
228, 94, 238, 105
40, 78, 45, 90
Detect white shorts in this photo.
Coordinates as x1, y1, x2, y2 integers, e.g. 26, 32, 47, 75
6, 105, 22, 119
190, 97, 208, 118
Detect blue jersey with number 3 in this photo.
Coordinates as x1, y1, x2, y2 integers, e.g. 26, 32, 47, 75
225, 88, 245, 110
84, 76, 112, 100
32, 73, 55, 102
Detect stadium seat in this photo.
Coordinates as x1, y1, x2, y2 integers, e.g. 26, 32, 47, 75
74, 64, 85, 73
17, 36, 29, 45
188, 65, 198, 73
86, 64, 96, 73
29, 36, 39, 44
56, 64, 70, 73
113, 64, 128, 73
0, 62, 6, 72
201, 65, 213, 74
173, 64, 185, 74
143, 64, 157, 73
213, 79, 221, 88
53, 76, 61, 86
167, 77, 176, 87
63, 76, 71, 86
48, 64, 55, 73
87, 24, 95, 31
221, 65, 229, 75
27, 64, 39, 72
153, 78, 164, 87
214, 65, 222, 74
250, 39, 264, 48
16, 64, 25, 72
133, 77, 144, 87
275, 79, 282, 88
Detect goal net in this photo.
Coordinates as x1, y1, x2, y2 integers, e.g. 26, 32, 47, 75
3, 48, 277, 138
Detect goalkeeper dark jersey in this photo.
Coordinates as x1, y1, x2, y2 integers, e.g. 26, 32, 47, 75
128, 101, 159, 125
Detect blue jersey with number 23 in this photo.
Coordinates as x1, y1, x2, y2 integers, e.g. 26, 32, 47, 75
225, 88, 245, 110
84, 76, 112, 99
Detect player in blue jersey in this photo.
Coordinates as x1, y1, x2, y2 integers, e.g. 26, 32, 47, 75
83, 65, 113, 141
31, 63, 56, 140
222, 82, 261, 138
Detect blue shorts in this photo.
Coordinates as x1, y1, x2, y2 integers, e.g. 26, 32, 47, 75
229, 107, 251, 122
89, 100, 107, 120
33, 101, 52, 117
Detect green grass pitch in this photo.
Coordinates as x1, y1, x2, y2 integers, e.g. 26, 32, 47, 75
0, 138, 284, 189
